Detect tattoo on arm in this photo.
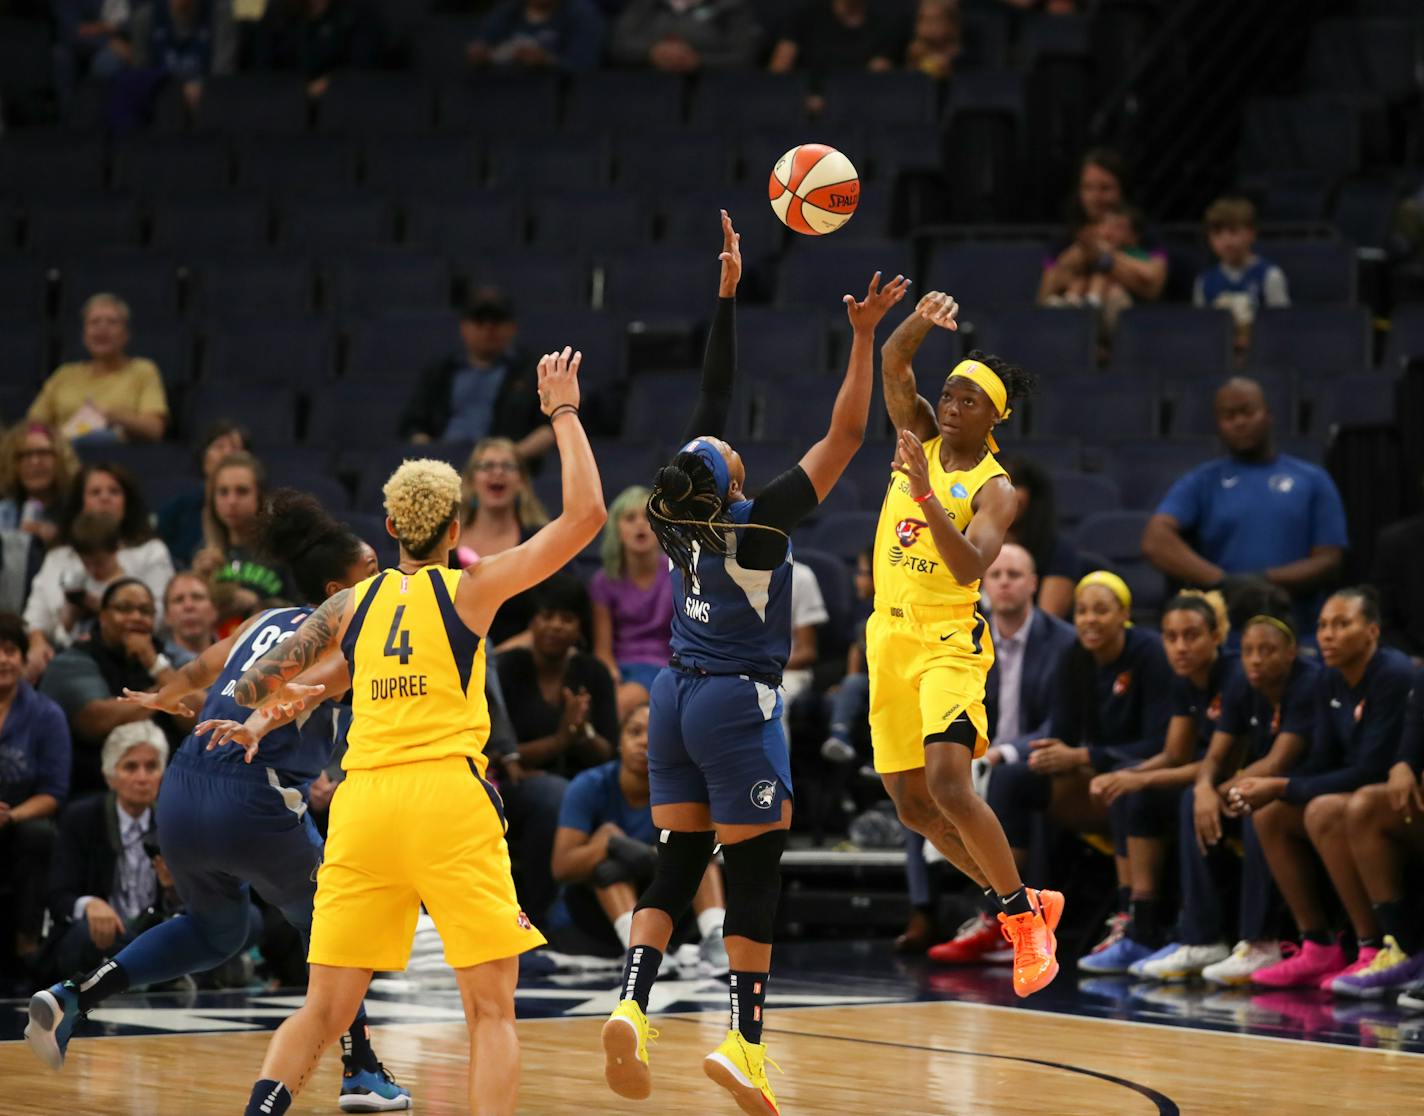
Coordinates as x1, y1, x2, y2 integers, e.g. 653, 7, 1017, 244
232, 589, 350, 708
881, 313, 934, 423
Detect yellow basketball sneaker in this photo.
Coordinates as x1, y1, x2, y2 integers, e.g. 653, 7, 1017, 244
601, 1000, 658, 1100
703, 1029, 781, 1115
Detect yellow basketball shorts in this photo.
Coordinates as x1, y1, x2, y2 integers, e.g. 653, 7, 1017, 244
310, 754, 546, 971
866, 603, 995, 773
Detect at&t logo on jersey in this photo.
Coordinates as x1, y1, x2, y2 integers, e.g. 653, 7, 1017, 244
888, 518, 939, 574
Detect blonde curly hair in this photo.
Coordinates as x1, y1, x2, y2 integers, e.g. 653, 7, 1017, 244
384, 458, 462, 559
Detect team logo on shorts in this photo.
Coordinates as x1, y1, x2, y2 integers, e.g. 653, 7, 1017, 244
516, 910, 533, 931
750, 780, 778, 809
895, 518, 928, 547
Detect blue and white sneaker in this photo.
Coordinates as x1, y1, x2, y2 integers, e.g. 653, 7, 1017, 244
339, 1057, 412, 1112
1078, 936, 1156, 975
1128, 942, 1181, 979
24, 981, 81, 1071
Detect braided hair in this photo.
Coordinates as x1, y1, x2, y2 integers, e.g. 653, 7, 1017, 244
646, 450, 733, 585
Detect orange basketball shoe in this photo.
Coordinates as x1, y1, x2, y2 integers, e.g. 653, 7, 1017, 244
998, 888, 1064, 997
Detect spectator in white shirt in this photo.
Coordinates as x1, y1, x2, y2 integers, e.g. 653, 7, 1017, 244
783, 559, 829, 722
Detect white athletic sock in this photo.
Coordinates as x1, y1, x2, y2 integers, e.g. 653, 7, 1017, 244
697, 906, 726, 939
614, 911, 634, 948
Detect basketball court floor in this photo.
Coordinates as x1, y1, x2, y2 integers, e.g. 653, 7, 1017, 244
4, 941, 1422, 1114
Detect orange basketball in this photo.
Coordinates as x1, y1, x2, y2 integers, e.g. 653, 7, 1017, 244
768, 143, 860, 236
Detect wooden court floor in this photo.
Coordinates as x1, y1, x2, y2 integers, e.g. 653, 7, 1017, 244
4, 999, 1421, 1115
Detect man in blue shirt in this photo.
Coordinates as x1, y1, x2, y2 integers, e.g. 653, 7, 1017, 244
551, 703, 727, 966
1142, 376, 1347, 633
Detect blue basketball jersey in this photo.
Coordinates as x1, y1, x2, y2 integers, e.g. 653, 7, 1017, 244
668, 499, 794, 681
177, 607, 335, 784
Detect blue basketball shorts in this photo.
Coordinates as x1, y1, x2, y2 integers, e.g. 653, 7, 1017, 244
647, 668, 793, 826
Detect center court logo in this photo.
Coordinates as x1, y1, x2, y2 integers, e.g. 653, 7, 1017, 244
750, 780, 777, 809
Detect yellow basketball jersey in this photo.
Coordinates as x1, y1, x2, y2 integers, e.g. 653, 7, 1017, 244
872, 439, 1008, 611
342, 566, 491, 773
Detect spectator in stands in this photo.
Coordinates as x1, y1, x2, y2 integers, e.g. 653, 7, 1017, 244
1237, 587, 1413, 989
985, 571, 1172, 957
160, 571, 217, 668
1193, 197, 1290, 355
156, 420, 249, 569
400, 290, 554, 464
51, 0, 134, 95
1330, 666, 1424, 998
0, 421, 79, 548
1040, 203, 1152, 351
782, 558, 829, 721
610, 0, 760, 72
0, 612, 71, 967
821, 548, 874, 768
40, 578, 195, 795
127, 0, 237, 110
467, 0, 606, 71
192, 452, 293, 629
1078, 592, 1236, 974
904, 0, 962, 79
497, 573, 617, 922
24, 513, 126, 668
1040, 149, 1167, 309
590, 485, 672, 721
255, 0, 386, 96
43, 720, 171, 979
552, 702, 728, 964
924, 543, 1075, 965
768, 0, 909, 80
1000, 456, 1077, 618
27, 294, 169, 444
1141, 376, 1348, 637
0, 522, 41, 618
1370, 487, 1424, 662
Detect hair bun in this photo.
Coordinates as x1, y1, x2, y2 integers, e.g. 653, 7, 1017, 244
654, 464, 693, 504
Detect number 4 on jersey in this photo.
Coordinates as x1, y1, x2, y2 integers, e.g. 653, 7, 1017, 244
384, 606, 414, 664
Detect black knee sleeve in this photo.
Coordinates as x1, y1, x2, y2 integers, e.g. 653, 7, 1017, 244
634, 829, 716, 920
721, 829, 788, 943
925, 712, 977, 750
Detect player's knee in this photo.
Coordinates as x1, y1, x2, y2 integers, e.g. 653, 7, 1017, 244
200, 910, 255, 962
721, 829, 787, 943
885, 781, 939, 836
1303, 793, 1347, 838
1345, 784, 1387, 832
926, 770, 978, 820
1249, 799, 1290, 837
635, 829, 716, 919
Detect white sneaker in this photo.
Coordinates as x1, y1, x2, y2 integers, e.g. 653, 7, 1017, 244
1201, 940, 1283, 987
698, 925, 730, 976
1140, 942, 1230, 982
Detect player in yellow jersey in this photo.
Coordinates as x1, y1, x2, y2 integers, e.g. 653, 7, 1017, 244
229, 347, 606, 1116
870, 290, 1064, 996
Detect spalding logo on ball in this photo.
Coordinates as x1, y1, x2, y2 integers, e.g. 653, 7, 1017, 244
768, 143, 860, 236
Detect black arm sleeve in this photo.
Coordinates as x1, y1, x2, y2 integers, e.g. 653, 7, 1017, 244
680, 297, 736, 444
738, 466, 820, 571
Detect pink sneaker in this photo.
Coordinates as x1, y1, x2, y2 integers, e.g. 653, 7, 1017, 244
1321, 946, 1379, 991
1252, 940, 1349, 988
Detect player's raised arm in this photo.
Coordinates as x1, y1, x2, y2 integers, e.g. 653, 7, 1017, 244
120, 612, 265, 714
460, 347, 607, 632
231, 592, 354, 708
880, 290, 957, 442
797, 271, 910, 500
679, 209, 741, 444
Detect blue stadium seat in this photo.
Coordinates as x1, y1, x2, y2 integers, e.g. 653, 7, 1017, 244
485, 135, 612, 189
440, 74, 560, 136
587, 438, 660, 501
731, 441, 800, 490
1300, 371, 1398, 435
1030, 375, 1159, 439
1240, 96, 1360, 176
623, 371, 750, 443
307, 384, 408, 446
0, 322, 47, 393
757, 376, 845, 442
794, 547, 854, 653
1099, 439, 1216, 510
1073, 509, 1166, 618
802, 510, 881, 560
1050, 470, 1122, 529
280, 471, 351, 513
564, 72, 687, 133
111, 137, 231, 198
362, 135, 481, 195
776, 239, 913, 310
819, 72, 939, 128
1249, 171, 1331, 223
602, 249, 718, 317
402, 191, 526, 254
1111, 307, 1234, 375
315, 73, 435, 135
925, 241, 1048, 310
970, 307, 1096, 374
0, 135, 105, 198
57, 255, 180, 324
738, 307, 829, 378
343, 441, 469, 513
1019, 11, 1091, 66
615, 131, 738, 194
192, 75, 311, 134
276, 192, 396, 253
193, 255, 316, 317
346, 309, 461, 382
1306, 18, 1418, 102
0, 19, 54, 126
202, 318, 335, 386
0, 258, 45, 322
945, 68, 1025, 120
324, 248, 451, 317
658, 188, 785, 263
529, 189, 652, 254
961, 5, 1011, 68
234, 135, 360, 194
840, 441, 897, 505
1249, 306, 1371, 372
1267, 239, 1358, 303
25, 196, 142, 257
687, 72, 811, 133
458, 250, 590, 309
999, 439, 1081, 474
60, 320, 195, 388
344, 512, 399, 565
515, 307, 626, 392
1163, 370, 1297, 438
408, 15, 484, 77
1383, 303, 1424, 372
252, 446, 332, 489
149, 195, 269, 256
1331, 179, 1399, 250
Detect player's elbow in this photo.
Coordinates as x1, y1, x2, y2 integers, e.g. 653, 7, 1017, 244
1140, 517, 1174, 566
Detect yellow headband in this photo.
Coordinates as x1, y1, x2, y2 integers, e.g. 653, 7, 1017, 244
1246, 614, 1297, 643
1076, 569, 1132, 612
947, 359, 1012, 452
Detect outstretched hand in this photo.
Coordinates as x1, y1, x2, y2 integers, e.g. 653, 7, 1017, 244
893, 428, 932, 500
914, 291, 960, 331
718, 209, 742, 297
844, 271, 911, 333
196, 718, 263, 764
537, 346, 583, 416
119, 687, 194, 716
252, 680, 326, 718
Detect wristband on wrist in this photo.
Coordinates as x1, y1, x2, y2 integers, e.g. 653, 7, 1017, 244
549, 404, 579, 421
912, 490, 934, 504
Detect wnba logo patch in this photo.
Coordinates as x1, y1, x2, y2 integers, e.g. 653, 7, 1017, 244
895, 517, 928, 547
516, 911, 533, 931
750, 780, 778, 809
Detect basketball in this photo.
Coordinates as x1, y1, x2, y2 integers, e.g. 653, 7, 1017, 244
768, 143, 860, 236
